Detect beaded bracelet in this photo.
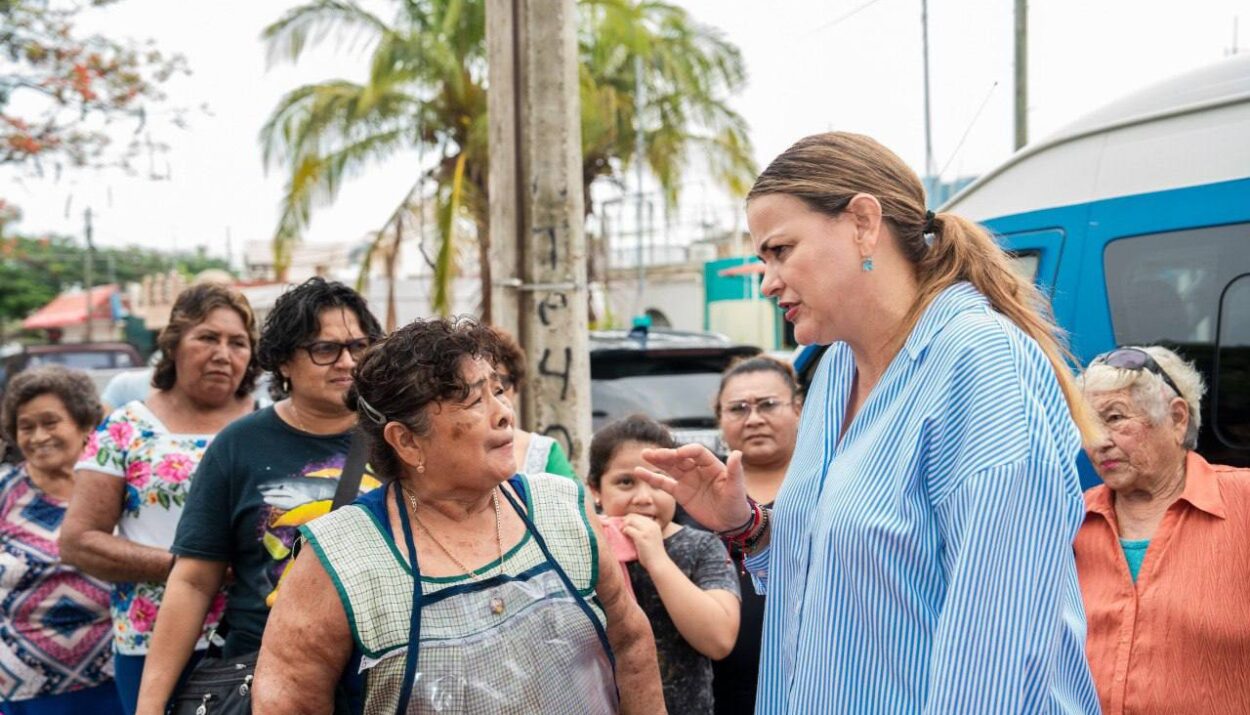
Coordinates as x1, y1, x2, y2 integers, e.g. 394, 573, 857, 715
718, 498, 763, 545
742, 505, 770, 554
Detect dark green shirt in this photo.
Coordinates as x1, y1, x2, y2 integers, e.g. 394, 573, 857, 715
173, 407, 371, 656
544, 439, 577, 479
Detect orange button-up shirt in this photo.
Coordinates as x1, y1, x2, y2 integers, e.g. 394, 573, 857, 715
1074, 451, 1250, 715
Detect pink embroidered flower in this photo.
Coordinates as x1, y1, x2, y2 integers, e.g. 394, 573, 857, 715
206, 593, 227, 625
155, 453, 195, 483
126, 460, 151, 488
107, 421, 134, 449
129, 596, 159, 633
81, 433, 100, 460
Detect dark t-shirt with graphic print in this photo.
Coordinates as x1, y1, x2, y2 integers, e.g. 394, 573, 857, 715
627, 525, 740, 715
172, 406, 373, 657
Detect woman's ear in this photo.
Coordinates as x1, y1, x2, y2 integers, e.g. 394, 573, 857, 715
383, 422, 425, 470
845, 193, 884, 258
276, 363, 292, 392
1168, 397, 1190, 446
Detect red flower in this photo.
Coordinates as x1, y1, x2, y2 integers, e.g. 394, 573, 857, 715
129, 596, 158, 633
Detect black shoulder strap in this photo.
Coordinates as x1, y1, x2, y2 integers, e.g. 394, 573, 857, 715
331, 429, 368, 511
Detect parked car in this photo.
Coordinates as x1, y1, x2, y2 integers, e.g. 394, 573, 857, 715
590, 327, 760, 453
0, 342, 142, 396
0, 342, 143, 464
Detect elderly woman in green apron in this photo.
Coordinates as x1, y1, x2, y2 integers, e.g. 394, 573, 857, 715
252, 317, 665, 714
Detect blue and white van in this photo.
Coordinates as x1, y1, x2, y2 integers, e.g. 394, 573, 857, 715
798, 54, 1250, 470
945, 53, 1250, 469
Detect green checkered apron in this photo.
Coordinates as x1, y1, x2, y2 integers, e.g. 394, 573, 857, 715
302, 473, 617, 714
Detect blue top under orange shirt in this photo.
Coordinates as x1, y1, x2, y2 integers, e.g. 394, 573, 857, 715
1118, 539, 1149, 582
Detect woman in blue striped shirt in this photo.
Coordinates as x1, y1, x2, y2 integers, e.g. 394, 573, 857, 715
638, 132, 1103, 714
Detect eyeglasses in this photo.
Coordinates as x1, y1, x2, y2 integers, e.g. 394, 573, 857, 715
301, 339, 370, 366
721, 397, 791, 421
1092, 347, 1182, 398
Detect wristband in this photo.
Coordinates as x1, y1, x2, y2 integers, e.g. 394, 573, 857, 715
742, 506, 770, 554
718, 498, 762, 544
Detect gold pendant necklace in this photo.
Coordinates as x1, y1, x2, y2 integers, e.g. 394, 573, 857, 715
403, 485, 508, 615
287, 400, 310, 433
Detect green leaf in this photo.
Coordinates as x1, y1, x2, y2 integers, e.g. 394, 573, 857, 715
258, 0, 755, 315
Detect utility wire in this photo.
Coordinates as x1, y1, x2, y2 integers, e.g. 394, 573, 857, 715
937, 80, 999, 180
804, 0, 894, 38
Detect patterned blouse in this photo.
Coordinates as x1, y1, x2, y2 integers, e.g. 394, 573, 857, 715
0, 464, 114, 700
74, 401, 226, 655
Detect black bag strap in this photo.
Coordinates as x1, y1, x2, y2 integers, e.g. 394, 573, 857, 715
331, 429, 368, 511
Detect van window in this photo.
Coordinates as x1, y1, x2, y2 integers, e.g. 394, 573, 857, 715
1105, 224, 1249, 346
1214, 274, 1250, 449
1105, 223, 1250, 459
1007, 251, 1040, 283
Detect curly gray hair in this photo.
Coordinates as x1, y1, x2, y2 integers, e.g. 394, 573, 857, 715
1077, 345, 1205, 450
2, 366, 103, 444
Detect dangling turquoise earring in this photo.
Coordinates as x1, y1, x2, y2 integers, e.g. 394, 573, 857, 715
861, 257, 874, 272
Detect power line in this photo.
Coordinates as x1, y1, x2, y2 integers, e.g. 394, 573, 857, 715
804, 0, 895, 38
937, 81, 999, 180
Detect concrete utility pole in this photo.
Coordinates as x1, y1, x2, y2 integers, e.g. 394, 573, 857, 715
487, 0, 593, 473
83, 207, 95, 343
920, 0, 936, 181
1014, 0, 1028, 150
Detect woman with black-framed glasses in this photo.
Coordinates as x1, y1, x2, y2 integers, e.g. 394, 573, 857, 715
1074, 345, 1250, 714
133, 278, 385, 715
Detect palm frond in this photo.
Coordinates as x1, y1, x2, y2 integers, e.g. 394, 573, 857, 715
262, 0, 391, 68
432, 151, 469, 316
261, 0, 754, 313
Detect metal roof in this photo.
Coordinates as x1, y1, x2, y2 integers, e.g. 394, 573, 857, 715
944, 54, 1250, 215
1054, 53, 1250, 142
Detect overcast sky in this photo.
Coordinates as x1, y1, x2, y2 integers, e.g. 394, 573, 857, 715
3, 0, 1244, 258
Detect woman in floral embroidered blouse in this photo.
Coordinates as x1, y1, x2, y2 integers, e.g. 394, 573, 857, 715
0, 366, 121, 715
60, 283, 261, 715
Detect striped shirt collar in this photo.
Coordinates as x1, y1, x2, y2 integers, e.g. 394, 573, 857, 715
902, 281, 989, 361
1085, 450, 1227, 525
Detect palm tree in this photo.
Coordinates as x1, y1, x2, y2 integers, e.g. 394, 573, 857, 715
260, 0, 754, 322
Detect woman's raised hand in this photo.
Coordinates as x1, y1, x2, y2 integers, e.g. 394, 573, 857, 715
634, 444, 751, 533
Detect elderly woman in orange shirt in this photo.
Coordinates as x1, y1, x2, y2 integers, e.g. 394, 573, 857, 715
1074, 345, 1250, 715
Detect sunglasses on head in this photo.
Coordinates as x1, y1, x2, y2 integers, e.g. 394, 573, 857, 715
1092, 347, 1182, 398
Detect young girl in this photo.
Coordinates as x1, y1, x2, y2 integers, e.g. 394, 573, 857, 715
589, 415, 741, 715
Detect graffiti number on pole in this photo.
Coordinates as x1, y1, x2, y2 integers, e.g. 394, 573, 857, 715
538, 347, 572, 401
538, 292, 569, 326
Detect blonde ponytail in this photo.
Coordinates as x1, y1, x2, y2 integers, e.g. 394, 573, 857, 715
906, 213, 1101, 445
